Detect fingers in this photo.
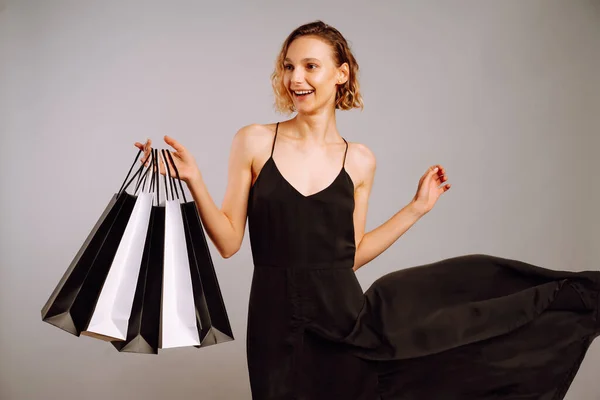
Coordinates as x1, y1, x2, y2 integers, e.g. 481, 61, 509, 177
427, 165, 450, 190
133, 138, 183, 177
437, 183, 451, 193
135, 142, 151, 166
423, 165, 440, 183
427, 164, 444, 175
134, 139, 152, 166
163, 150, 180, 178
164, 135, 185, 153
144, 139, 152, 155
157, 150, 179, 178
134, 139, 152, 149
434, 171, 448, 184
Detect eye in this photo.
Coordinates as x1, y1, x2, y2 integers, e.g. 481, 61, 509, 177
307, 63, 318, 70
283, 64, 293, 71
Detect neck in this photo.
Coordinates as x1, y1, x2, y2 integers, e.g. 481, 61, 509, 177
288, 108, 340, 144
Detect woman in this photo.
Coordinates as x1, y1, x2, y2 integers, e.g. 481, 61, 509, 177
136, 21, 599, 400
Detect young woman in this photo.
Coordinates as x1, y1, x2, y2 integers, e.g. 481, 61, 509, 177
136, 21, 599, 400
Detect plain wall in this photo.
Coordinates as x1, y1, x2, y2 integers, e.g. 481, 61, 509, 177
1, 0, 599, 399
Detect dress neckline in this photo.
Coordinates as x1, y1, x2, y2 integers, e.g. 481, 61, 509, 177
251, 157, 354, 199
269, 157, 349, 199
250, 122, 354, 199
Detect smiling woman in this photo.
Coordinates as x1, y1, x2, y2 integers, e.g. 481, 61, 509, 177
271, 21, 363, 114
135, 20, 600, 400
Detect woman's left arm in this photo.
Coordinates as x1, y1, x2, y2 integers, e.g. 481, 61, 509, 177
351, 145, 450, 271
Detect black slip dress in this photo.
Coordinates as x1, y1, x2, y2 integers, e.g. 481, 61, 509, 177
245, 122, 600, 400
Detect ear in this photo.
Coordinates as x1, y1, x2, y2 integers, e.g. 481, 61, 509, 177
337, 62, 350, 85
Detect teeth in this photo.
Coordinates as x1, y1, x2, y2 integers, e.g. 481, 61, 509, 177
294, 90, 314, 95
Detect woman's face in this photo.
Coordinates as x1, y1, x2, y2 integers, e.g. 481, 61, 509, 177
282, 36, 348, 115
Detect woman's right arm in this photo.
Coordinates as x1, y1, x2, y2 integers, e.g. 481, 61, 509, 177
186, 126, 254, 258
136, 124, 258, 259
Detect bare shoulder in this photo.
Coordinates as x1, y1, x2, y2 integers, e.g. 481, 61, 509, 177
230, 123, 278, 161
345, 141, 376, 189
232, 123, 275, 149
348, 142, 376, 167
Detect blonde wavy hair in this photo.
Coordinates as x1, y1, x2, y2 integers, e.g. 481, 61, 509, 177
271, 21, 364, 114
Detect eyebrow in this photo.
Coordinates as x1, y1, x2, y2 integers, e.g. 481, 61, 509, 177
284, 57, 321, 63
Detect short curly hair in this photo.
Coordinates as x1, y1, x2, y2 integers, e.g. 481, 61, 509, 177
271, 21, 364, 114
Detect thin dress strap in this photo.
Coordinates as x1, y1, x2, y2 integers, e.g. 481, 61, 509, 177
271, 122, 279, 157
341, 137, 348, 169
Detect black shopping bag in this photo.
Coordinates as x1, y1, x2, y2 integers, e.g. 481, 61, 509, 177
165, 150, 234, 347
113, 149, 165, 354
41, 150, 153, 336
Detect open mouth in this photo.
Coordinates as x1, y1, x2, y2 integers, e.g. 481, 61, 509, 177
292, 90, 314, 97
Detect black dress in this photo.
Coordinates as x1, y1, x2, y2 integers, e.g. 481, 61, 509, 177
246, 122, 599, 400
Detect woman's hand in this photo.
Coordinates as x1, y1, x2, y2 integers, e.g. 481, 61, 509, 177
410, 164, 451, 216
134, 136, 201, 184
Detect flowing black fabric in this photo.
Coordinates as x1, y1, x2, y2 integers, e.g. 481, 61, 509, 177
246, 123, 599, 400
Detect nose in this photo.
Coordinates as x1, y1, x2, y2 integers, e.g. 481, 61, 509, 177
291, 68, 304, 84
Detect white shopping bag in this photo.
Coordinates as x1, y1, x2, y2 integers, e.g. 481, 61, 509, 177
160, 199, 200, 349
82, 187, 154, 341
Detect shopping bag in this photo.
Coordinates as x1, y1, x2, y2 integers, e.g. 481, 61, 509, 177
82, 152, 157, 341
41, 150, 149, 336
113, 149, 165, 353
160, 149, 201, 349
167, 150, 234, 347
111, 148, 234, 353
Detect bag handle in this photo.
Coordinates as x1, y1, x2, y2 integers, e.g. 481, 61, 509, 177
165, 149, 187, 203
161, 149, 175, 202
139, 148, 161, 206
160, 149, 188, 203
133, 150, 156, 195
140, 149, 160, 206
161, 148, 187, 203
119, 150, 154, 195
117, 149, 142, 194
152, 149, 160, 206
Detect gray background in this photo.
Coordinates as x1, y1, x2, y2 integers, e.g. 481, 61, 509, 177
1, 0, 599, 399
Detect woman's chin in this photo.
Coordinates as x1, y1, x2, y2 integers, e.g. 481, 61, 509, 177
294, 103, 323, 115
